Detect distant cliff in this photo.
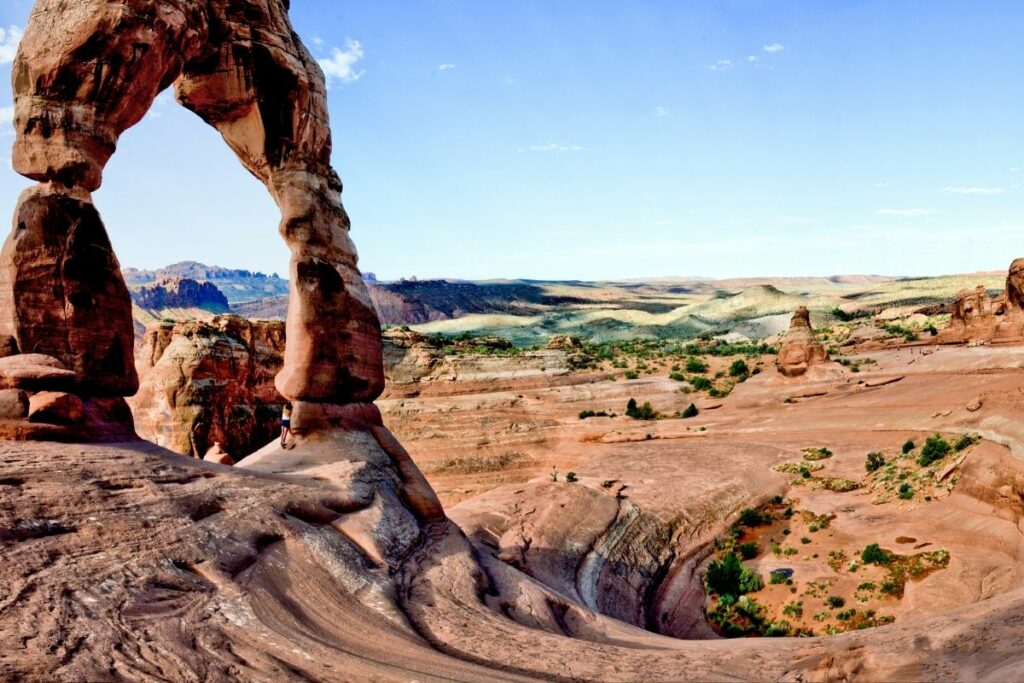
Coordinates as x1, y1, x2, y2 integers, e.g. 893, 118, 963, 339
131, 277, 230, 312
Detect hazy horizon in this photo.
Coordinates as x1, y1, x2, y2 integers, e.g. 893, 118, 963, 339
0, 0, 1021, 282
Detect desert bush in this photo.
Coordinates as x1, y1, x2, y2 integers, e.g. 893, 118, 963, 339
898, 482, 914, 500
578, 410, 609, 420
738, 541, 759, 559
565, 472, 578, 483
902, 439, 915, 454
865, 451, 886, 472
705, 553, 763, 597
729, 359, 750, 379
954, 433, 980, 451
625, 398, 657, 420
917, 434, 951, 466
690, 376, 713, 391
826, 596, 846, 609
738, 508, 769, 527
685, 357, 708, 373
624, 370, 639, 380
681, 403, 699, 419
669, 371, 686, 382
803, 447, 833, 461
861, 544, 892, 565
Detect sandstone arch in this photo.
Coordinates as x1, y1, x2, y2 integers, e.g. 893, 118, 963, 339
0, 0, 383, 406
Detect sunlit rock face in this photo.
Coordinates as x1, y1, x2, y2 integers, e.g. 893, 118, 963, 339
939, 259, 1024, 343
776, 306, 831, 378
0, 0, 382, 435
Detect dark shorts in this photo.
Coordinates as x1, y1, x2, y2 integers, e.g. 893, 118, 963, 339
281, 419, 290, 428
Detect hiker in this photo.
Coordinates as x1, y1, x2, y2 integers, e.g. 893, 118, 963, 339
280, 402, 294, 449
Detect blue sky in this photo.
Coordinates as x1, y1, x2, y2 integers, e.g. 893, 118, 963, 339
0, 0, 1022, 281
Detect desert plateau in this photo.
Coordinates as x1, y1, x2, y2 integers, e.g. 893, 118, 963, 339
2, 1, 1024, 682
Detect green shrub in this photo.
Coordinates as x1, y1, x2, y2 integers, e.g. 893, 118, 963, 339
729, 359, 750, 378
625, 398, 657, 420
705, 553, 763, 597
770, 570, 790, 584
918, 434, 951, 467
764, 621, 790, 637
578, 410, 609, 420
565, 472, 578, 483
690, 376, 713, 391
898, 482, 914, 500
803, 447, 833, 461
669, 372, 686, 382
738, 508, 769, 527
954, 433, 979, 451
624, 370, 639, 380
685, 357, 708, 373
800, 537, 811, 545
681, 403, 699, 419
826, 596, 846, 609
738, 541, 758, 559
861, 543, 892, 565
865, 451, 886, 472
902, 439, 915, 454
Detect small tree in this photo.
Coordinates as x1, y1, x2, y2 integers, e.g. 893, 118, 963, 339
729, 359, 750, 379
902, 439, 915, 454
861, 543, 892, 565
681, 403, 699, 419
625, 398, 639, 418
685, 357, 708, 373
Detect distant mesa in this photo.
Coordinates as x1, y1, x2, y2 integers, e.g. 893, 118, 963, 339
131, 277, 230, 313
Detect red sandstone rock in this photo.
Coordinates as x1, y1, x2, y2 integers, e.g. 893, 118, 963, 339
130, 316, 286, 458
938, 259, 1024, 343
0, 389, 28, 419
0, 353, 77, 391
4, 0, 382, 407
28, 391, 85, 425
776, 307, 834, 378
203, 442, 235, 466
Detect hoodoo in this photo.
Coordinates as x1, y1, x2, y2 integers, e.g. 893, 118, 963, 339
776, 306, 836, 378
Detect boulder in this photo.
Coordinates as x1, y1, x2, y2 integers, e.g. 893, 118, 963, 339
28, 391, 85, 425
203, 443, 235, 466
0, 389, 29, 419
0, 354, 77, 391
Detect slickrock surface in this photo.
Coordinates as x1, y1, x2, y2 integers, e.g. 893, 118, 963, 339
131, 316, 286, 458
776, 306, 841, 378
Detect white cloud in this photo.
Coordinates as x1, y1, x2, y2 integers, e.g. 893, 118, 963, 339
524, 143, 584, 153
438, 63, 456, 71
875, 182, 890, 188
876, 208, 937, 217
708, 59, 733, 72
0, 26, 22, 65
764, 43, 785, 53
0, 105, 12, 125
654, 106, 669, 118
943, 186, 1004, 195
311, 35, 325, 47
318, 39, 365, 85
746, 55, 759, 63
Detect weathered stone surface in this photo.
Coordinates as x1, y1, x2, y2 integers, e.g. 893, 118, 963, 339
130, 316, 286, 458
0, 389, 29, 419
203, 442, 235, 466
5, 0, 382, 407
0, 188, 137, 396
938, 260, 1024, 343
776, 307, 833, 378
0, 353, 77, 391
0, 336, 18, 358
28, 391, 85, 425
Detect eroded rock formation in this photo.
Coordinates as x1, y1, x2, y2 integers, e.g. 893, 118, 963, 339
131, 316, 286, 458
1, 0, 383, 428
938, 259, 1024, 343
776, 306, 836, 378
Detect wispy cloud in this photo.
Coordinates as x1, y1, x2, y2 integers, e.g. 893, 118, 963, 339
310, 35, 325, 47
318, 39, 365, 85
654, 106, 670, 118
943, 186, 1004, 195
524, 143, 584, 153
0, 105, 12, 125
707, 59, 733, 72
0, 26, 22, 65
746, 55, 760, 63
763, 43, 785, 53
438, 63, 456, 71
876, 208, 937, 217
